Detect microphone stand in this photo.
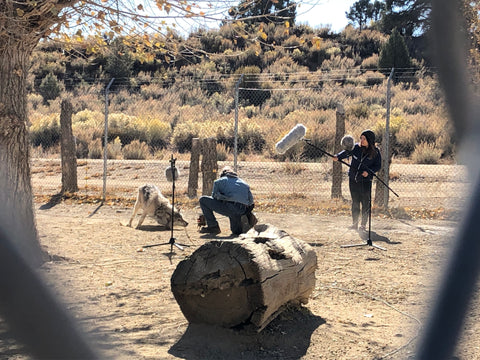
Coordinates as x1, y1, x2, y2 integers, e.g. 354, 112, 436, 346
142, 155, 188, 254
302, 138, 397, 250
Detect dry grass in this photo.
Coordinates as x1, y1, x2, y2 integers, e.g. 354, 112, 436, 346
27, 75, 453, 164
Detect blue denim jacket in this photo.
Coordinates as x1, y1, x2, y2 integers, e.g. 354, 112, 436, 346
212, 175, 254, 206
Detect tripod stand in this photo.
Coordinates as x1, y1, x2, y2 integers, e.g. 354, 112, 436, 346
302, 139, 398, 250
142, 155, 188, 254
340, 183, 386, 251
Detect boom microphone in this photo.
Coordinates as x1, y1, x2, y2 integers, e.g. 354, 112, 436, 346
275, 124, 307, 154
341, 135, 355, 151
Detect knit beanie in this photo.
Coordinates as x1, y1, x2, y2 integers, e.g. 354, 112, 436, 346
361, 129, 375, 146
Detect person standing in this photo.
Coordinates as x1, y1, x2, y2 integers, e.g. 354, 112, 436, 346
199, 166, 255, 235
333, 129, 381, 232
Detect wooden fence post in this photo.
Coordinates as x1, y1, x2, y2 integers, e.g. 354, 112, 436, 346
331, 103, 345, 198
60, 99, 78, 193
188, 138, 200, 199
201, 138, 218, 195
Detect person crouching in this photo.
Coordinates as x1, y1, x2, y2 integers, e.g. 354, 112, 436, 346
199, 166, 255, 235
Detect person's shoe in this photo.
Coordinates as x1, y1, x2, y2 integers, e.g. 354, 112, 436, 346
199, 225, 221, 234
348, 224, 358, 230
359, 225, 367, 233
247, 212, 258, 227
240, 215, 250, 233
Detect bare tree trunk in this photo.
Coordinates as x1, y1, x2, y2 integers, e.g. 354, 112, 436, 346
60, 99, 78, 193
0, 36, 43, 266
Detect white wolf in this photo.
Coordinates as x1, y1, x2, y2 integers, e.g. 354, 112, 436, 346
127, 184, 188, 229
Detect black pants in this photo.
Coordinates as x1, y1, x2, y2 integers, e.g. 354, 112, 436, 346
349, 178, 372, 227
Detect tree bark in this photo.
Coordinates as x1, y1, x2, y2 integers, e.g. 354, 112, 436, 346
171, 224, 317, 332
201, 137, 218, 195
375, 136, 392, 208
332, 104, 345, 198
187, 137, 200, 199
0, 23, 44, 266
60, 99, 78, 193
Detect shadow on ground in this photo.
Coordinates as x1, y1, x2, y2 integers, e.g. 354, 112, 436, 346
38, 193, 64, 210
169, 306, 325, 360
358, 230, 402, 245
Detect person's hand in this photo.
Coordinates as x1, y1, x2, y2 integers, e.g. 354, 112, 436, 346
333, 156, 338, 162
362, 171, 368, 177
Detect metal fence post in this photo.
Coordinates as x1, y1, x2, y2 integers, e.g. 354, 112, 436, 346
103, 78, 115, 202
234, 74, 244, 172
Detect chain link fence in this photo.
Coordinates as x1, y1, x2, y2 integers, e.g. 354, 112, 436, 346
29, 69, 467, 214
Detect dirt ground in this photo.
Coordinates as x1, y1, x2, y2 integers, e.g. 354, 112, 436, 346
3, 197, 477, 360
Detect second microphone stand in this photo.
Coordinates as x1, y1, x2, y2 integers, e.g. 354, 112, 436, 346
302, 138, 398, 251
142, 155, 188, 254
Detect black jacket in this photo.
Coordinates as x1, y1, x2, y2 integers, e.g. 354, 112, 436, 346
336, 144, 381, 182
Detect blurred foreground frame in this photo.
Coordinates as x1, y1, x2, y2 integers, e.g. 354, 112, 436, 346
0, 225, 100, 359
0, 1, 478, 359
416, 1, 480, 360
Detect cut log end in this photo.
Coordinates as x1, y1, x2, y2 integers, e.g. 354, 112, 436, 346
171, 224, 317, 332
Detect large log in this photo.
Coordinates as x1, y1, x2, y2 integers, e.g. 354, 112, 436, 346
171, 224, 317, 332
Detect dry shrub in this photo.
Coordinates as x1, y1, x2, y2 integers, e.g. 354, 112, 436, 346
394, 87, 438, 115
396, 115, 446, 157
122, 140, 149, 160
321, 55, 356, 71
71, 92, 104, 113
301, 114, 337, 160
178, 104, 207, 122
139, 83, 166, 100
88, 138, 103, 159
172, 120, 201, 152
136, 116, 171, 149
111, 89, 139, 112
28, 93, 44, 111
72, 109, 104, 140
357, 85, 386, 106
412, 142, 442, 164
361, 55, 379, 70
238, 120, 266, 153
216, 143, 230, 161
372, 114, 406, 144
108, 113, 140, 146
207, 92, 234, 114
347, 102, 370, 119
435, 133, 456, 158
107, 137, 123, 159
29, 113, 60, 149
30, 145, 60, 158
151, 148, 166, 160
283, 160, 306, 175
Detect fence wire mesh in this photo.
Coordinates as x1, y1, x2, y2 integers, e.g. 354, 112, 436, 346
29, 69, 466, 214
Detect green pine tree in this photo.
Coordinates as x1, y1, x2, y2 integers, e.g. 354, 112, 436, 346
378, 28, 412, 77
